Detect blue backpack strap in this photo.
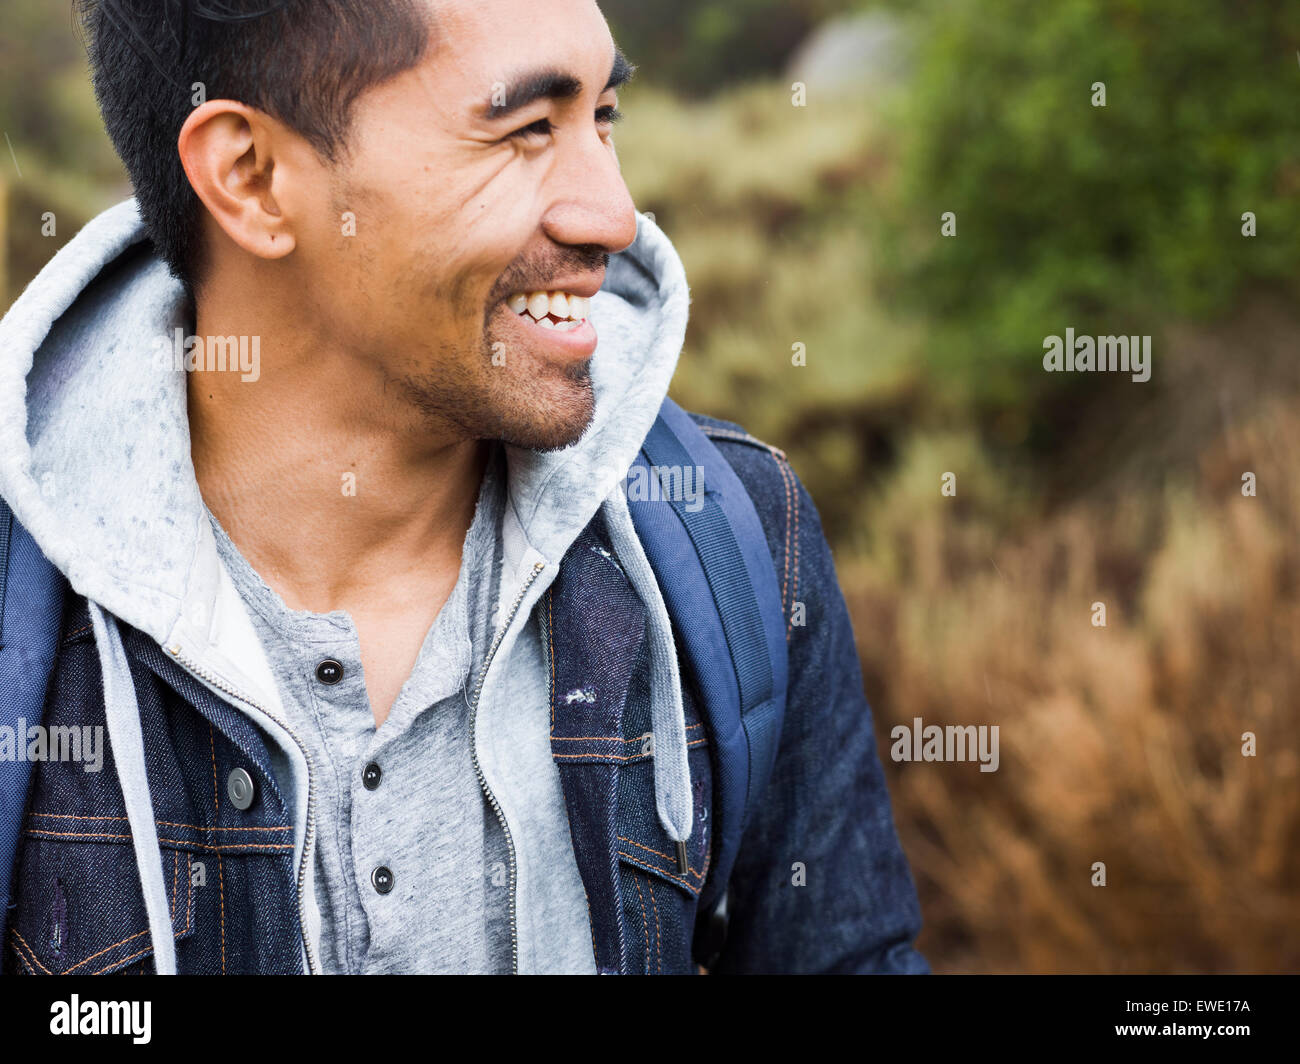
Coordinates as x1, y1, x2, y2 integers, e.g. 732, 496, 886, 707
0, 498, 65, 951
626, 398, 788, 959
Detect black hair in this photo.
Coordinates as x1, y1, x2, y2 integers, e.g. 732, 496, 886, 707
74, 0, 434, 290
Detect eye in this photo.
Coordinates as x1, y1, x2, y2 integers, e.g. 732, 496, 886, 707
508, 117, 554, 141
505, 106, 624, 142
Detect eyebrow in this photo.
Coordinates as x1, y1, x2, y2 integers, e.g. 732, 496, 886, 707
483, 47, 635, 121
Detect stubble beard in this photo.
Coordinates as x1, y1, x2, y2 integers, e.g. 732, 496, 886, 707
395, 328, 596, 453
392, 242, 608, 452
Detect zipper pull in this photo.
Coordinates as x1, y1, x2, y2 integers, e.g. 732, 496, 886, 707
675, 841, 688, 876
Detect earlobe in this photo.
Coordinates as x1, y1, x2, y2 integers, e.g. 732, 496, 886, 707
178, 101, 297, 262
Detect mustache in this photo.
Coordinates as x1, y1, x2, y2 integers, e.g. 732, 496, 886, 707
490, 245, 610, 301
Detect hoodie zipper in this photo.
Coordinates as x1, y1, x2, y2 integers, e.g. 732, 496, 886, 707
164, 645, 321, 975
470, 560, 545, 975
161, 559, 543, 975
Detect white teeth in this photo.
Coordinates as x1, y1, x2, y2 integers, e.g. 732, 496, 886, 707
507, 289, 592, 324
553, 319, 581, 331
526, 291, 550, 320
537, 317, 556, 329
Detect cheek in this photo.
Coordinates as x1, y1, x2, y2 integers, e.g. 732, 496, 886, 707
341, 163, 542, 329
458, 194, 538, 272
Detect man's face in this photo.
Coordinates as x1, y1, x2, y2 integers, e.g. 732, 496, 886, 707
289, 0, 639, 451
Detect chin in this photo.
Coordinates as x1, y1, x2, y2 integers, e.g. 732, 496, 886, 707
397, 342, 597, 451
492, 374, 596, 452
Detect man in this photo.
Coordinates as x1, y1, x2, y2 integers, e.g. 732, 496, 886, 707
0, 0, 926, 974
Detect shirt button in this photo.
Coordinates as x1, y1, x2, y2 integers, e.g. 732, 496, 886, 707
315, 659, 344, 685
362, 762, 382, 790
371, 866, 395, 895
227, 768, 255, 811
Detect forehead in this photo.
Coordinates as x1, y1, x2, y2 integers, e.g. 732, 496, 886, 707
428, 0, 618, 101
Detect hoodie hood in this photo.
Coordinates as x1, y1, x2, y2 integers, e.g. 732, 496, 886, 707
0, 198, 695, 971
0, 198, 687, 651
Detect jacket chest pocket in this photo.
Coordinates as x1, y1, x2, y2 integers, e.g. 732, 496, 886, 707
8, 829, 195, 976
615, 737, 713, 975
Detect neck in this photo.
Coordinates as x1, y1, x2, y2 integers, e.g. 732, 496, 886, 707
188, 288, 488, 614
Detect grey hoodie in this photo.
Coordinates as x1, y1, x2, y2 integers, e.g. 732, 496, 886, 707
0, 198, 695, 973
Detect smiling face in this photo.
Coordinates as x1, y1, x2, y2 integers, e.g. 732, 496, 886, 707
288, 0, 639, 450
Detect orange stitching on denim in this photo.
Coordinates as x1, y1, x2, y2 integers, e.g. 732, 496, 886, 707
91, 946, 152, 976
552, 752, 642, 761
13, 929, 50, 973
553, 729, 705, 758
40, 855, 196, 977
551, 723, 702, 743
25, 829, 132, 840
217, 853, 226, 974
616, 836, 706, 878
184, 855, 192, 933
61, 929, 149, 973
781, 455, 800, 636
171, 849, 177, 924
547, 590, 556, 734
699, 426, 758, 443
10, 929, 52, 974
24, 829, 291, 851
646, 879, 662, 974
30, 813, 121, 821
550, 735, 626, 742
209, 723, 219, 814
64, 624, 93, 639
774, 453, 794, 619
618, 853, 701, 894
11, 939, 37, 974
699, 427, 788, 461
28, 813, 290, 831
632, 875, 649, 974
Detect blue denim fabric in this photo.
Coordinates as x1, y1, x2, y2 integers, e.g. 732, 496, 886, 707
6, 597, 302, 974
5, 413, 927, 975
542, 513, 713, 974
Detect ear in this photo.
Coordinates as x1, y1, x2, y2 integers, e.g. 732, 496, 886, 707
177, 100, 302, 262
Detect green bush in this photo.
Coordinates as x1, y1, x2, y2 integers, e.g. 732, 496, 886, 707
872, 0, 1300, 394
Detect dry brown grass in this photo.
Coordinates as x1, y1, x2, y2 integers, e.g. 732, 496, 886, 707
843, 383, 1300, 973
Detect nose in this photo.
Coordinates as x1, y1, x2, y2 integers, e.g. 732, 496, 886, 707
541, 127, 639, 255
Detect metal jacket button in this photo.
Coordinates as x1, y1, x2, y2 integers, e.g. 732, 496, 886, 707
227, 768, 255, 811
371, 866, 394, 895
315, 659, 344, 685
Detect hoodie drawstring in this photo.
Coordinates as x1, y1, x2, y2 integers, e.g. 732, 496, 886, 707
601, 496, 693, 869
88, 602, 177, 975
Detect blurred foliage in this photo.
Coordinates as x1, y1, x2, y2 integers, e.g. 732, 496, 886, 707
601, 0, 860, 95
0, 0, 128, 302
0, 1, 122, 184
612, 7, 1300, 973
848, 391, 1300, 973
869, 0, 1300, 433
614, 80, 936, 543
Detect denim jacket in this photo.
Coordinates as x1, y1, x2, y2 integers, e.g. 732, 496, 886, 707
4, 413, 928, 975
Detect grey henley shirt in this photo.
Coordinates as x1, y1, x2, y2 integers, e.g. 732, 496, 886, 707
206, 447, 513, 973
